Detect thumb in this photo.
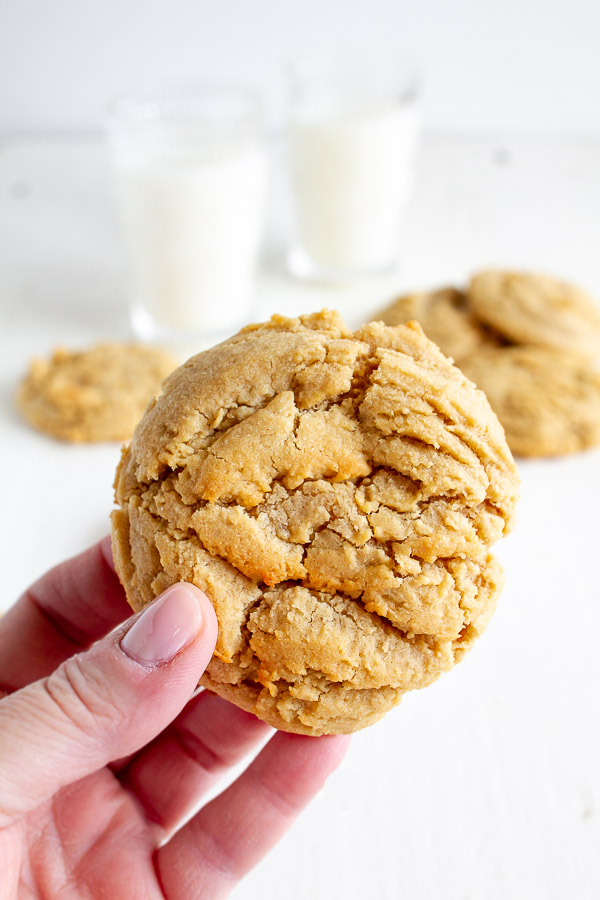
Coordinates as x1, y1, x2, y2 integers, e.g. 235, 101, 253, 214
0, 582, 217, 827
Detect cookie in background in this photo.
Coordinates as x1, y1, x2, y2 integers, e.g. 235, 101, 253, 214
468, 270, 600, 357
376, 270, 600, 457
18, 343, 176, 443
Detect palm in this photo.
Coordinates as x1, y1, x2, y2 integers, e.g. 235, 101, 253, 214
14, 771, 162, 898
0, 541, 348, 899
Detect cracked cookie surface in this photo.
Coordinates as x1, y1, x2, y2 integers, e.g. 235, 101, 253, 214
112, 310, 519, 735
19, 343, 176, 442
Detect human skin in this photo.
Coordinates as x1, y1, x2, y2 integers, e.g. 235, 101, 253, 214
0, 537, 349, 898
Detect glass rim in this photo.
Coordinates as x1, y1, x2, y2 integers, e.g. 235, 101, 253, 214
287, 50, 419, 83
106, 83, 266, 127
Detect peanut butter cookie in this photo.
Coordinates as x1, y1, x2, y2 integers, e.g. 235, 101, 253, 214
469, 270, 600, 357
112, 311, 519, 735
461, 346, 600, 457
19, 343, 176, 443
377, 287, 503, 363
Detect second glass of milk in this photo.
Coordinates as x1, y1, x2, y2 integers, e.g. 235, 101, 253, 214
108, 86, 267, 346
287, 56, 420, 280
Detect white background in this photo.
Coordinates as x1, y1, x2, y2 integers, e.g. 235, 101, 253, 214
1, 3, 600, 900
1, 0, 600, 136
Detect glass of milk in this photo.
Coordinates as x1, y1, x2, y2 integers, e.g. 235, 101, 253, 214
107, 86, 267, 346
286, 55, 420, 280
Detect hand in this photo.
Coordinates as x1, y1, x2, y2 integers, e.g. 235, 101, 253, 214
0, 538, 349, 898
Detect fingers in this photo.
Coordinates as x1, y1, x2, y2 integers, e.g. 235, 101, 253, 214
119, 691, 271, 835
0, 582, 217, 828
0, 537, 130, 692
156, 731, 350, 899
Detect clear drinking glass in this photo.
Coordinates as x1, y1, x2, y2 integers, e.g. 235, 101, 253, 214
286, 55, 420, 280
107, 85, 267, 346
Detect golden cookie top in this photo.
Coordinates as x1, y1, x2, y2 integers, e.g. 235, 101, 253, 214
113, 310, 519, 735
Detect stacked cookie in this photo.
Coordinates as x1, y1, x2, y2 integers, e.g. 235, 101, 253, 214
379, 270, 600, 457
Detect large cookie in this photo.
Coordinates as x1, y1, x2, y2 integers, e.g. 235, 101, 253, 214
461, 346, 600, 457
19, 343, 176, 443
469, 270, 600, 357
377, 287, 503, 363
112, 311, 519, 735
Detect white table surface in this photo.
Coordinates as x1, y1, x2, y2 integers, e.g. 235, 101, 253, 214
0, 134, 599, 899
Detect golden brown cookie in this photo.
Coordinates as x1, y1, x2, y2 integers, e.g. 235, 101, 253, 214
469, 270, 600, 357
377, 287, 503, 363
112, 310, 519, 735
19, 343, 176, 443
461, 346, 600, 457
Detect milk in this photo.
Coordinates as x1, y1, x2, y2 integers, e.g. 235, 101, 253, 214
289, 104, 419, 274
116, 145, 267, 339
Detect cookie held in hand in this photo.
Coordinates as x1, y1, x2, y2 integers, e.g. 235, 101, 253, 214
112, 311, 519, 735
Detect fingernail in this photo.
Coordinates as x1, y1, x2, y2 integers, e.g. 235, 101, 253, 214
120, 584, 204, 667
